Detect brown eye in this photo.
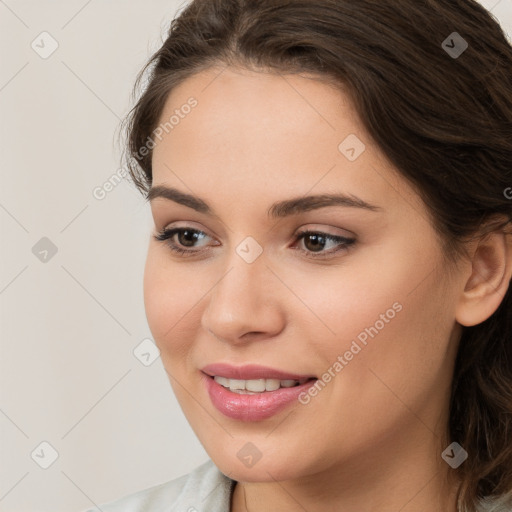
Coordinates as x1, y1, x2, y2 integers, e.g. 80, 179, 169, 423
153, 227, 214, 256
302, 233, 328, 252
295, 230, 356, 259
177, 229, 205, 247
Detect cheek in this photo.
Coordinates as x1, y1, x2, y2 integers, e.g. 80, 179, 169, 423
367, 275, 457, 380
297, 244, 453, 389
143, 248, 202, 354
323, 265, 456, 430
280, 250, 409, 355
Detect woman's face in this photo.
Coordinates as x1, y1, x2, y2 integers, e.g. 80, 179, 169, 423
145, 66, 464, 483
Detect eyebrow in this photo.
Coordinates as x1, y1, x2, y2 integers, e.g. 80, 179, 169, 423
146, 185, 381, 218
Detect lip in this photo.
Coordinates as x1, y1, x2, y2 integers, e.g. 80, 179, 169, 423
200, 364, 317, 421
201, 363, 315, 381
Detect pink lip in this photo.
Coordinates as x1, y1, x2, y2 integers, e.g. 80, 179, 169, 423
200, 364, 317, 421
201, 363, 315, 381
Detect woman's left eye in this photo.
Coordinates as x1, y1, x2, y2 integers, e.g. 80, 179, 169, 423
153, 227, 356, 259
293, 230, 356, 258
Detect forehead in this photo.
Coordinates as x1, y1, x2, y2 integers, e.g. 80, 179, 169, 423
154, 66, 360, 152
150, 66, 424, 218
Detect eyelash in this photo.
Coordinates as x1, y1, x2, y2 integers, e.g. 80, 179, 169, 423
153, 227, 356, 260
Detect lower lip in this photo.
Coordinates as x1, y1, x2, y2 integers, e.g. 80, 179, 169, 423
202, 373, 317, 421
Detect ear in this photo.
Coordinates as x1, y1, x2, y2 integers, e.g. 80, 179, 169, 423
455, 221, 512, 327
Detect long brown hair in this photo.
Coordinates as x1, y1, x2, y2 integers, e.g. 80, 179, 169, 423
121, 1, 512, 509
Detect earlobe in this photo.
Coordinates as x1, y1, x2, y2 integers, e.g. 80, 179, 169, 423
455, 229, 512, 327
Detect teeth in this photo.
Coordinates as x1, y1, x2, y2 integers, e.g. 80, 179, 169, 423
265, 379, 280, 391
229, 379, 245, 390
246, 379, 266, 392
213, 376, 301, 393
214, 376, 229, 387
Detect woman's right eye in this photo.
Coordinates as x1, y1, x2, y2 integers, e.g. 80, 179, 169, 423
153, 227, 215, 256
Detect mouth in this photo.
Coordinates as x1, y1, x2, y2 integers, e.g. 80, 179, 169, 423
201, 362, 316, 382
210, 375, 314, 394
201, 363, 318, 421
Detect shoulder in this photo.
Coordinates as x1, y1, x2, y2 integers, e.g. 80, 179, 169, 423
79, 459, 235, 512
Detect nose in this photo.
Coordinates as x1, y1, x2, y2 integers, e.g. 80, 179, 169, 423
200, 253, 285, 345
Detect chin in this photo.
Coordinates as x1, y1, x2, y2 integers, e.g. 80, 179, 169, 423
217, 458, 295, 483
205, 441, 310, 483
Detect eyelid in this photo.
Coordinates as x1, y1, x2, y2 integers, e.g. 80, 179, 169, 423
159, 221, 218, 240
294, 223, 356, 238
155, 226, 218, 246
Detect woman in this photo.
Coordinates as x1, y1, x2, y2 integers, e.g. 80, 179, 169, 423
83, 0, 512, 510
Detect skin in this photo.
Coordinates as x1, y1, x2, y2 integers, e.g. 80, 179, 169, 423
144, 66, 512, 512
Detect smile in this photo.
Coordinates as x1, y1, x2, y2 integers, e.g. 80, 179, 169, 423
201, 364, 317, 421
213, 376, 308, 393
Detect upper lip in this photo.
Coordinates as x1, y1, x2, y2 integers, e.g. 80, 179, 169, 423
201, 363, 316, 381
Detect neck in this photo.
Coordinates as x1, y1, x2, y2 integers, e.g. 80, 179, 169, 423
230, 425, 461, 512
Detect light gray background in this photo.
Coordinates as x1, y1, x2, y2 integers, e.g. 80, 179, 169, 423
0, 1, 511, 511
